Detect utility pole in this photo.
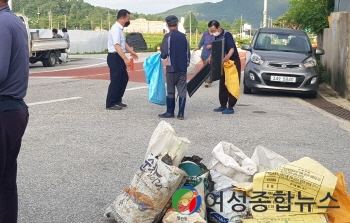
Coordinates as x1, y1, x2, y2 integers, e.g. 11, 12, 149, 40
8, 0, 12, 10
270, 17, 273, 27
101, 18, 102, 31
37, 7, 40, 22
64, 15, 66, 28
50, 10, 53, 30
108, 11, 111, 30
240, 14, 242, 37
263, 0, 267, 27
189, 12, 192, 47
48, 10, 52, 30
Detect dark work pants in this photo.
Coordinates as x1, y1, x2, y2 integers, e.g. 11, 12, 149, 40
0, 102, 29, 223
106, 53, 129, 108
218, 57, 241, 108
166, 72, 187, 99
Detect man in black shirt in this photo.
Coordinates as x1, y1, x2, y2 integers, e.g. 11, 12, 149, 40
208, 20, 241, 114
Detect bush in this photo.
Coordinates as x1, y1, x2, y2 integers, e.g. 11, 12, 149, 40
317, 59, 331, 84
153, 42, 162, 52
234, 37, 252, 48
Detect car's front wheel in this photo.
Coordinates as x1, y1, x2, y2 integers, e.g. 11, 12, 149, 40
243, 83, 252, 94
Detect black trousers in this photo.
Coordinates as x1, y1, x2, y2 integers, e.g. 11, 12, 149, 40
218, 57, 241, 108
106, 53, 129, 108
0, 101, 29, 223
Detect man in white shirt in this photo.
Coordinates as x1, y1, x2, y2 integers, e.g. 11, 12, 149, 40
106, 9, 138, 110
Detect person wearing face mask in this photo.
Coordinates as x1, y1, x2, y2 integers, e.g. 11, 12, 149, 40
207, 20, 241, 115
194, 30, 215, 87
106, 9, 138, 110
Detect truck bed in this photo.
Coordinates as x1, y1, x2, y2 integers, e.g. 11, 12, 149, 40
31, 38, 69, 52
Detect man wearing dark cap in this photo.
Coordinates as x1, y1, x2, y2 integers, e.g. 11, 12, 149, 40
0, 0, 29, 221
158, 15, 190, 120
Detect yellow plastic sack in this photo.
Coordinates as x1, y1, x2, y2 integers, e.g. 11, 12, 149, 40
223, 60, 240, 99
327, 172, 350, 223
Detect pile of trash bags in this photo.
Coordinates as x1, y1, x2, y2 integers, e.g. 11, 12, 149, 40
105, 121, 350, 223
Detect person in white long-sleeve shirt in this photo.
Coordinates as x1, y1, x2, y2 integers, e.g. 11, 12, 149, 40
60, 28, 70, 63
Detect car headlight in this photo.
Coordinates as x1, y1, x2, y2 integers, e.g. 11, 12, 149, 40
251, 53, 264, 65
304, 57, 317, 68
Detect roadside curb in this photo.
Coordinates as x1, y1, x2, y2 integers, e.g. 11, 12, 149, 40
293, 97, 350, 133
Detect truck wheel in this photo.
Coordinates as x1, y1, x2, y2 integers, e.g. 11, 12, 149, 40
42, 60, 48, 67
30, 58, 38, 64
45, 52, 57, 67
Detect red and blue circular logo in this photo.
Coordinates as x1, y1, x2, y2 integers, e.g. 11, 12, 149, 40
172, 186, 202, 215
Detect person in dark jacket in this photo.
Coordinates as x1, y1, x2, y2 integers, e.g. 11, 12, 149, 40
0, 0, 30, 221
207, 20, 241, 114
159, 15, 190, 120
52, 28, 62, 38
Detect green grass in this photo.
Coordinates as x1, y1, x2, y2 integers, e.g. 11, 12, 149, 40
142, 33, 202, 50
142, 33, 252, 50
79, 33, 251, 54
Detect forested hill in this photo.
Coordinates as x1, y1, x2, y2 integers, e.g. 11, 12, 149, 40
12, 0, 164, 30
156, 0, 289, 29
12, 0, 288, 30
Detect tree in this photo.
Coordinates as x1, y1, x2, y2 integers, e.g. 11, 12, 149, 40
284, 0, 334, 34
11, 0, 162, 30
219, 19, 231, 31
184, 12, 198, 33
273, 11, 301, 30
197, 21, 209, 33
231, 18, 248, 34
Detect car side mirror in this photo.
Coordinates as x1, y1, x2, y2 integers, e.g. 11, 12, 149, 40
241, 44, 251, 51
315, 49, 325, 55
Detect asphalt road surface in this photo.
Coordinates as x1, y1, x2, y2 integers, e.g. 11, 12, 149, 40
19, 53, 350, 222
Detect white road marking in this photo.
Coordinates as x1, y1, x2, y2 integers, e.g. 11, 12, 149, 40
30, 62, 107, 74
27, 87, 146, 106
29, 76, 71, 79
27, 97, 83, 106
126, 86, 148, 91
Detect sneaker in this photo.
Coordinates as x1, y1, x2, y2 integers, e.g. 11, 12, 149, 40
117, 102, 127, 107
222, 108, 234, 114
106, 104, 122, 110
214, 107, 227, 112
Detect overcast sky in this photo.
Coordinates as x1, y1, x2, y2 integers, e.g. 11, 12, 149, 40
84, 0, 223, 14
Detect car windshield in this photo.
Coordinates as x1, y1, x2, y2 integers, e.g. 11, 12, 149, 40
254, 32, 312, 53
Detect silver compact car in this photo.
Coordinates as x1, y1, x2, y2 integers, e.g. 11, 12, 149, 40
241, 28, 325, 98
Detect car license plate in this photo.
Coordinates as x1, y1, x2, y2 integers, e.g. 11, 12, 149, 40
270, 76, 296, 83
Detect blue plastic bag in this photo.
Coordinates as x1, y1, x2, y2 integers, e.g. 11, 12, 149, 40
143, 53, 166, 106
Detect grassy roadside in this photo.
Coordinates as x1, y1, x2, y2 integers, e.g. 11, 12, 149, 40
76, 33, 252, 54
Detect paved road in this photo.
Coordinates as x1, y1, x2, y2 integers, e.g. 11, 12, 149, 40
19, 53, 350, 222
